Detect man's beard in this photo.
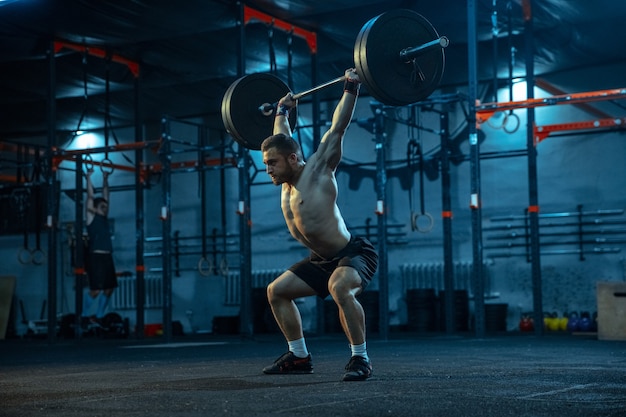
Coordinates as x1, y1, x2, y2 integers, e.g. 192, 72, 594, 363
271, 164, 293, 185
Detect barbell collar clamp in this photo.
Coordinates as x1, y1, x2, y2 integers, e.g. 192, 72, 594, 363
259, 102, 274, 116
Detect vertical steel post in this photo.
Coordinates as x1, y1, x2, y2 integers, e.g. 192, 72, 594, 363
46, 41, 59, 342
74, 157, 84, 339
440, 109, 456, 334
468, 0, 486, 337
237, 2, 253, 337
524, 0, 543, 336
160, 117, 173, 341
373, 105, 389, 341
134, 72, 146, 339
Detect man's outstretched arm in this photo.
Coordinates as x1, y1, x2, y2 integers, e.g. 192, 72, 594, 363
273, 93, 296, 136
317, 69, 360, 169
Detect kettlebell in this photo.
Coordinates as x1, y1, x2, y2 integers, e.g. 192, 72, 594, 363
543, 313, 551, 331
579, 311, 591, 332
519, 313, 534, 332
566, 311, 579, 332
547, 312, 559, 331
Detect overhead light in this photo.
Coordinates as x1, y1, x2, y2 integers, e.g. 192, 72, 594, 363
71, 132, 99, 150
0, 0, 23, 6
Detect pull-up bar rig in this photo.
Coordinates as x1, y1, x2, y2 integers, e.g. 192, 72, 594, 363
54, 39, 140, 78
244, 5, 317, 54
476, 87, 626, 145
51, 141, 237, 183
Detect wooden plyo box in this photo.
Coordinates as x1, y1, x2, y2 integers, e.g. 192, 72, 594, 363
596, 281, 626, 341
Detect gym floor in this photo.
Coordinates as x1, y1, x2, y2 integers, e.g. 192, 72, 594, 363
1, 332, 625, 417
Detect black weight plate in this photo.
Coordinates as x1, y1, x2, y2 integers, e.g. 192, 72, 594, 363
221, 73, 296, 150
354, 9, 445, 106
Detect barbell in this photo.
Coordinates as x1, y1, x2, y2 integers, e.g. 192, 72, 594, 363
221, 9, 448, 150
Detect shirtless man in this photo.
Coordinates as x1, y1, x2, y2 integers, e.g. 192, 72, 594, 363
260, 68, 378, 381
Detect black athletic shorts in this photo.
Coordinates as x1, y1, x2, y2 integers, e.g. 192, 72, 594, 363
86, 252, 118, 290
288, 236, 378, 298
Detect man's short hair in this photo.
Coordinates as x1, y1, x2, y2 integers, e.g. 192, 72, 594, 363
93, 197, 108, 207
261, 133, 303, 161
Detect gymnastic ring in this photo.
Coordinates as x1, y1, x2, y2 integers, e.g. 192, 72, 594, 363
84, 154, 94, 172
17, 247, 32, 265
100, 158, 115, 175
412, 212, 434, 233
219, 258, 229, 277
486, 111, 506, 130
503, 111, 520, 134
31, 248, 46, 265
197, 256, 213, 277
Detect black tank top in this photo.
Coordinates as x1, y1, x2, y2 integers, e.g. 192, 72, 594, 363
87, 214, 113, 253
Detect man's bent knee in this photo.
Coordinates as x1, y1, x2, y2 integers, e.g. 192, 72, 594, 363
329, 268, 362, 302
267, 271, 315, 302
266, 280, 282, 303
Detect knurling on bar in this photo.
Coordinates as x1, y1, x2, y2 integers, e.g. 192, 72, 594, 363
244, 6, 318, 54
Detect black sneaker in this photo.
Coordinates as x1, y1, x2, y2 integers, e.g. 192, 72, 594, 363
263, 352, 313, 374
342, 355, 372, 381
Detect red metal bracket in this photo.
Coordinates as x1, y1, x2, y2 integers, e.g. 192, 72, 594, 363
534, 117, 626, 145
476, 87, 626, 124
244, 6, 317, 54
54, 39, 140, 78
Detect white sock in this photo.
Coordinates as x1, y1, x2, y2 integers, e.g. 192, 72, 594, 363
288, 338, 309, 358
350, 342, 369, 361
96, 294, 110, 318
82, 291, 96, 316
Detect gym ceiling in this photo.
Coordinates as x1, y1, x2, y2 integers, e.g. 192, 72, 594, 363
0, 0, 624, 140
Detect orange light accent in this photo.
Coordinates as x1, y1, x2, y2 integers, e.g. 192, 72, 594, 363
535, 78, 613, 119
146, 157, 237, 173
522, 0, 532, 21
534, 117, 626, 145
54, 40, 140, 77
53, 154, 137, 173
244, 6, 318, 54
74, 267, 86, 275
476, 87, 626, 124
136, 265, 146, 272
442, 211, 453, 218
0, 175, 21, 183
528, 205, 540, 213
0, 142, 46, 156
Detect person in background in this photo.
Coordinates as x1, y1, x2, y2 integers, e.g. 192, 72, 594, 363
83, 169, 117, 320
260, 68, 378, 381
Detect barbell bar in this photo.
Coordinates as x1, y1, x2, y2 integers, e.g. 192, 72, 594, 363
400, 36, 450, 62
222, 9, 448, 150
259, 75, 346, 115
259, 33, 448, 115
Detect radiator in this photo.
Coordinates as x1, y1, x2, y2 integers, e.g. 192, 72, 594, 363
224, 269, 284, 306
111, 275, 163, 310
400, 261, 488, 295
